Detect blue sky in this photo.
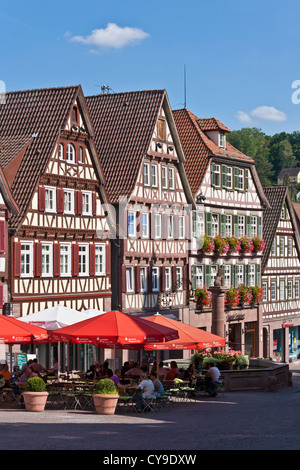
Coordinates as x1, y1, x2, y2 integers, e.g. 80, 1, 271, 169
1, 0, 300, 135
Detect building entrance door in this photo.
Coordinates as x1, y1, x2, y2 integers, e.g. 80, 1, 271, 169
245, 322, 256, 357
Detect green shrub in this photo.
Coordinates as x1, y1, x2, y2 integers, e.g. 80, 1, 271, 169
26, 377, 46, 392
95, 378, 118, 395
235, 354, 249, 370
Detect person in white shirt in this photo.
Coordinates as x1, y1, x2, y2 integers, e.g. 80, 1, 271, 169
205, 364, 221, 397
135, 373, 155, 412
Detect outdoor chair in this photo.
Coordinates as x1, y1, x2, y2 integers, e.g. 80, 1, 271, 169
141, 396, 157, 413
116, 392, 132, 413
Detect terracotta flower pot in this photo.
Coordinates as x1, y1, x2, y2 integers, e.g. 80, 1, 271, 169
23, 391, 49, 412
93, 394, 119, 415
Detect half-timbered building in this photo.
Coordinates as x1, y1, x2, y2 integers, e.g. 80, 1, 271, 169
173, 109, 269, 357
86, 90, 195, 355
0, 86, 113, 320
262, 186, 300, 363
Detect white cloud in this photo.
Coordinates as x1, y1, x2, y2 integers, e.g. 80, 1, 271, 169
69, 23, 150, 50
250, 105, 287, 122
236, 111, 253, 123
236, 105, 287, 124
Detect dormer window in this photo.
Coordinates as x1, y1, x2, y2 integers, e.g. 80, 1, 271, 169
219, 133, 225, 148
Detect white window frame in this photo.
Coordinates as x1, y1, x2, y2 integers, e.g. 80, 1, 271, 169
219, 133, 225, 148
224, 264, 231, 288
251, 216, 257, 237
142, 213, 149, 238
295, 280, 300, 298
210, 265, 218, 288
214, 163, 221, 187
271, 281, 277, 301
194, 265, 203, 289
279, 280, 285, 300
288, 280, 293, 299
95, 244, 106, 275
237, 168, 244, 190
193, 211, 205, 238
237, 264, 244, 285
211, 213, 219, 237
167, 214, 174, 239
60, 243, 71, 277
162, 166, 168, 189
45, 186, 56, 213
288, 238, 293, 256
238, 215, 245, 237
179, 215, 185, 239
58, 143, 64, 160
41, 242, 53, 277
272, 238, 276, 256
262, 281, 268, 302
144, 162, 150, 186
152, 267, 159, 292
20, 241, 34, 277
78, 147, 83, 164
176, 266, 183, 290
126, 266, 134, 293
78, 244, 89, 276
249, 264, 255, 287
165, 266, 172, 291
151, 164, 158, 187
226, 214, 232, 237
169, 167, 175, 190
140, 267, 148, 293
66, 143, 76, 164
280, 237, 285, 257
154, 213, 161, 239
82, 191, 93, 216
225, 166, 232, 189
128, 211, 136, 238
64, 189, 75, 214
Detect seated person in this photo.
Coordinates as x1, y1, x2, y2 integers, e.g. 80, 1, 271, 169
150, 372, 164, 397
125, 362, 144, 376
0, 363, 11, 386
165, 361, 179, 381
140, 361, 149, 373
158, 361, 170, 378
30, 358, 45, 374
183, 364, 195, 380
86, 364, 99, 380
120, 361, 130, 377
134, 373, 155, 412
51, 357, 59, 373
106, 369, 120, 386
204, 363, 221, 397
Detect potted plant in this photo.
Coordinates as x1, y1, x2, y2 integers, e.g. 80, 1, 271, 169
93, 378, 119, 415
251, 285, 264, 304
237, 284, 253, 305
225, 287, 239, 308
23, 377, 48, 412
252, 236, 265, 253
195, 285, 212, 309
239, 236, 254, 254
226, 236, 241, 254
213, 235, 229, 256
199, 235, 215, 255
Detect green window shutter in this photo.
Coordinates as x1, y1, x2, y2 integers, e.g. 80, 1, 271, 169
232, 265, 238, 288
257, 216, 262, 237
204, 265, 211, 287
191, 264, 197, 290
234, 167, 239, 190
233, 215, 239, 236
222, 165, 227, 188
192, 211, 196, 238
206, 212, 212, 236
220, 214, 226, 237
245, 264, 249, 286
246, 216, 251, 237
256, 264, 261, 286
211, 162, 216, 187
245, 168, 249, 191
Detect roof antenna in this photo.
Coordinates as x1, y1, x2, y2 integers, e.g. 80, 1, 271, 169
94, 84, 115, 94
184, 64, 187, 109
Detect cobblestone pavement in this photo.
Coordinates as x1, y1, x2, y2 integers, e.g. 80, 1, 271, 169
1, 363, 300, 451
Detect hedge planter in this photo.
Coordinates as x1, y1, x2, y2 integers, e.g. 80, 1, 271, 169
93, 394, 119, 415
23, 391, 49, 412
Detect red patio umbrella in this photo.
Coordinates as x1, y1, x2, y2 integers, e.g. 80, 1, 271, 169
50, 310, 179, 349
0, 314, 49, 344
143, 314, 226, 350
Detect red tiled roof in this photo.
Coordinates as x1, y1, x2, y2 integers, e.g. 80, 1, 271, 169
0, 86, 82, 228
197, 117, 231, 133
86, 90, 166, 204
172, 108, 254, 196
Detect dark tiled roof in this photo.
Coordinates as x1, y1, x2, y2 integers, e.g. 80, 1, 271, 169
172, 108, 254, 196
86, 90, 165, 203
277, 167, 300, 178
0, 86, 81, 228
293, 202, 300, 232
